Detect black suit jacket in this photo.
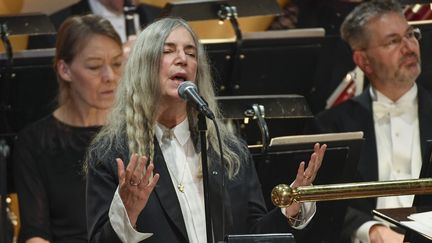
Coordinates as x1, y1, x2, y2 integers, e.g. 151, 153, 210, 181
308, 85, 432, 242
86, 137, 305, 243
28, 0, 161, 49
50, 0, 161, 29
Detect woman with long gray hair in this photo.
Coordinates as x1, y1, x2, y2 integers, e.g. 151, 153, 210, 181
86, 17, 326, 243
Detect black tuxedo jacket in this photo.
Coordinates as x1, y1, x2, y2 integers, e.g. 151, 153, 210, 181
86, 138, 305, 243
50, 0, 161, 29
28, 0, 161, 49
309, 85, 432, 242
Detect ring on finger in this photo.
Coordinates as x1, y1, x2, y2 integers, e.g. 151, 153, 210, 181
129, 179, 141, 186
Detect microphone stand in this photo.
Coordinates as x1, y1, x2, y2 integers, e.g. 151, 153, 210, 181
217, 4, 242, 93
198, 113, 214, 243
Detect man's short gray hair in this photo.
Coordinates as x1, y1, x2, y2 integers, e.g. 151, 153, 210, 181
340, 0, 403, 50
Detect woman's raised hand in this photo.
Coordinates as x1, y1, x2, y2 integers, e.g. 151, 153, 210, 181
285, 143, 326, 218
116, 154, 160, 226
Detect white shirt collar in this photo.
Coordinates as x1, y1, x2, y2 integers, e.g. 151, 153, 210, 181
369, 83, 418, 105
155, 118, 190, 146
88, 0, 121, 17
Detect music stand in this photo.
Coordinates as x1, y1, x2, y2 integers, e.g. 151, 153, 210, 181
217, 94, 313, 153
0, 12, 56, 136
0, 13, 55, 36
161, 0, 289, 96
161, 0, 280, 41
1, 13, 56, 130
0, 14, 56, 243
160, 0, 280, 22
373, 207, 432, 242
252, 132, 364, 242
204, 28, 325, 96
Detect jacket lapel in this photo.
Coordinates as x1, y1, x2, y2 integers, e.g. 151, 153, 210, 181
151, 139, 234, 242
417, 86, 432, 178
413, 86, 432, 206
353, 89, 379, 181
153, 142, 189, 242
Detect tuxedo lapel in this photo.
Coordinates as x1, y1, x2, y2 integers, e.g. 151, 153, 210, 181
413, 86, 432, 207
353, 90, 379, 181
417, 87, 432, 178
153, 142, 189, 242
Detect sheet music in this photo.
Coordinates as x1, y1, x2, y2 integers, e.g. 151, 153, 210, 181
242, 28, 325, 40
408, 211, 432, 224
401, 211, 432, 238
269, 131, 364, 146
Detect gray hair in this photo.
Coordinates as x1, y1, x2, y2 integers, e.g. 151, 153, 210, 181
89, 18, 245, 178
340, 0, 403, 50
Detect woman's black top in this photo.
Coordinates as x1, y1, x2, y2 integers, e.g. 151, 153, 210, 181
13, 114, 100, 243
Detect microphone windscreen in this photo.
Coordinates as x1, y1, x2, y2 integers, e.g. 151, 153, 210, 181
177, 81, 196, 100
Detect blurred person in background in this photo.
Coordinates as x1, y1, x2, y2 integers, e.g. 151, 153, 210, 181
308, 1, 432, 242
14, 14, 123, 243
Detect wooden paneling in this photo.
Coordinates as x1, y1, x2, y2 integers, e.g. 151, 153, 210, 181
0, 0, 27, 52
141, 0, 288, 39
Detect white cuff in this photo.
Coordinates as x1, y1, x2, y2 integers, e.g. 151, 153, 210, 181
109, 187, 152, 243
281, 201, 316, 229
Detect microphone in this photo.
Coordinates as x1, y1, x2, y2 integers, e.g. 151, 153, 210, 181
178, 81, 215, 120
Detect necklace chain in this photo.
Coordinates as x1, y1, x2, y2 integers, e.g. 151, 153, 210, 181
166, 158, 187, 193
162, 130, 188, 193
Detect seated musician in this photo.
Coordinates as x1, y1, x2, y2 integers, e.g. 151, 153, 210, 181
13, 15, 123, 243
308, 1, 432, 242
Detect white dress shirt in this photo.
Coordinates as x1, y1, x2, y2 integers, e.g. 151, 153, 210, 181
109, 118, 316, 242
353, 85, 422, 243
88, 0, 140, 43
155, 119, 207, 243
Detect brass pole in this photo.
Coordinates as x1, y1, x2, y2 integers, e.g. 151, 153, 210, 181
271, 178, 432, 208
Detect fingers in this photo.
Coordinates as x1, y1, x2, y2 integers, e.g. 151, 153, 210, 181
138, 162, 158, 190
312, 143, 327, 177
122, 154, 159, 190
117, 155, 159, 226
131, 156, 146, 186
309, 143, 326, 170
303, 152, 317, 181
124, 154, 139, 185
301, 143, 327, 184
118, 154, 148, 187
291, 143, 327, 188
292, 161, 305, 188
315, 143, 327, 167
297, 161, 305, 179
116, 158, 126, 185
125, 154, 144, 186
139, 163, 160, 192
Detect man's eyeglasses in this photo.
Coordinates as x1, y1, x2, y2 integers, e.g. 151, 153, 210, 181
363, 27, 421, 51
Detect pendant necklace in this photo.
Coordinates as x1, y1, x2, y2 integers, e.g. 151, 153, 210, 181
165, 143, 189, 193
175, 161, 187, 193
162, 128, 190, 193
